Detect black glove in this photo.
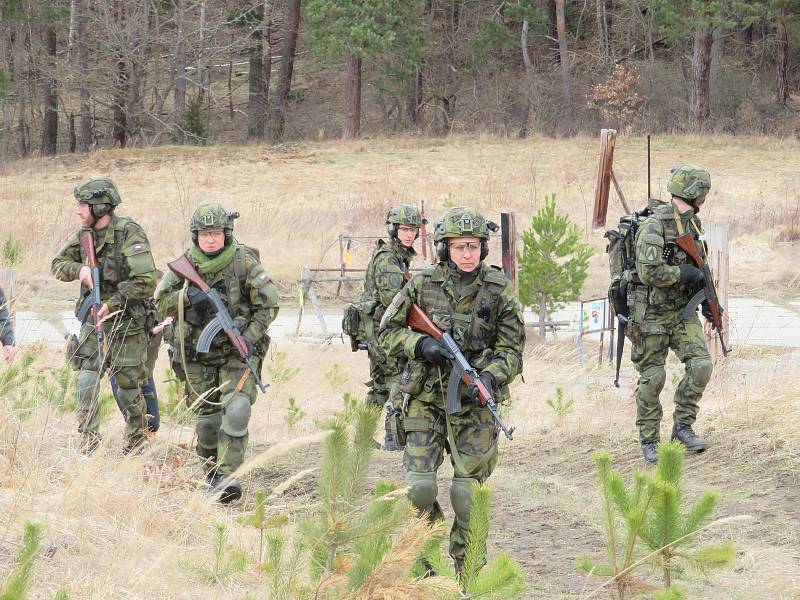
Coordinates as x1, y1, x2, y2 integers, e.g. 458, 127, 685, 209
678, 264, 704, 287
468, 372, 496, 405
186, 286, 209, 310
701, 300, 723, 323
415, 336, 453, 367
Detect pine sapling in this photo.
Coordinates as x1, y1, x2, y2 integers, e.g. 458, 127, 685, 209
178, 523, 247, 584
0, 521, 42, 600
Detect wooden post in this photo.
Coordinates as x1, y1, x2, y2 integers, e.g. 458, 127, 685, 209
703, 223, 729, 359
501, 211, 517, 288
0, 269, 16, 333
592, 129, 617, 229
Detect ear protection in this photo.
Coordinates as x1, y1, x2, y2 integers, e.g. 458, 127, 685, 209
90, 203, 112, 219
436, 239, 489, 262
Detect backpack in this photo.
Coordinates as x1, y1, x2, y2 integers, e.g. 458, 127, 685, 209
605, 206, 653, 319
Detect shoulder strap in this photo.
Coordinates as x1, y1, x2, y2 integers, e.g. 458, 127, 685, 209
234, 245, 247, 283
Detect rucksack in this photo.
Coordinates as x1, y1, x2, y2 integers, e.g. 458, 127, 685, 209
605, 207, 653, 319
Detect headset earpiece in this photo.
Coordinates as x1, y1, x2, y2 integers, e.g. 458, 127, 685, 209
386, 223, 398, 238
90, 203, 111, 219
480, 239, 489, 261
436, 240, 449, 262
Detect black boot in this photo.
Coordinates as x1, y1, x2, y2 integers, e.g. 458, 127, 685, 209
207, 474, 242, 504
671, 424, 709, 453
641, 442, 658, 464
202, 450, 218, 483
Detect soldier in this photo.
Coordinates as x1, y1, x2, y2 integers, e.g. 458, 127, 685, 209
154, 203, 279, 503
632, 165, 714, 464
52, 176, 156, 454
361, 204, 426, 450
0, 285, 16, 363
379, 207, 524, 574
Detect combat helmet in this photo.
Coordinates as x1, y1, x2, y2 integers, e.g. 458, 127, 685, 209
433, 206, 495, 262
386, 204, 426, 238
73, 176, 122, 218
667, 165, 711, 208
189, 203, 239, 244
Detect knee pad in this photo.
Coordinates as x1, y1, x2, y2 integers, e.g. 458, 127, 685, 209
405, 471, 438, 512
221, 393, 251, 438
196, 413, 222, 450
76, 370, 100, 394
450, 477, 477, 523
687, 356, 713, 388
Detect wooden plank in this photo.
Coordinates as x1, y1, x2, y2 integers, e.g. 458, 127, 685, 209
592, 129, 617, 229
703, 223, 730, 359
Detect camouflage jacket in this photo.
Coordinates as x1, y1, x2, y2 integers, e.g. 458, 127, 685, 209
154, 245, 279, 361
378, 262, 525, 403
0, 286, 13, 346
51, 215, 156, 324
634, 203, 706, 323
361, 238, 416, 336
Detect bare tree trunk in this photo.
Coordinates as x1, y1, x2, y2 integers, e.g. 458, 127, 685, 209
16, 26, 30, 158
173, 0, 188, 142
342, 53, 362, 140
68, 0, 77, 60
228, 33, 235, 120
77, 0, 91, 151
405, 66, 423, 128
709, 23, 723, 111
113, 60, 128, 148
196, 0, 206, 104
596, 0, 609, 63
259, 1, 273, 135
691, 21, 713, 132
247, 31, 266, 139
555, 0, 576, 136
518, 19, 533, 139
548, 0, 559, 63
270, 0, 301, 141
777, 5, 789, 106
41, 23, 58, 156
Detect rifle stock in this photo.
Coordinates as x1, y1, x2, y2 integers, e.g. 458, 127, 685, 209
674, 233, 730, 356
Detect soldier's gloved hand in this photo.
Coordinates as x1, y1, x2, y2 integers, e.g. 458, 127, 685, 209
468, 372, 495, 405
241, 335, 255, 359
678, 264, 704, 287
701, 300, 723, 323
415, 336, 453, 367
186, 286, 209, 310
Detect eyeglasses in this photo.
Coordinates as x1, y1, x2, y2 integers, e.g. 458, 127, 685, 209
450, 242, 481, 254
397, 226, 418, 234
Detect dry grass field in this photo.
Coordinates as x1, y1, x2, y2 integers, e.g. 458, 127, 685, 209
0, 136, 799, 598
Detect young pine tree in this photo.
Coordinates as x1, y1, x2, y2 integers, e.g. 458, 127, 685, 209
518, 194, 594, 338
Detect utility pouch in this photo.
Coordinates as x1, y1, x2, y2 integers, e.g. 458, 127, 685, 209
398, 360, 426, 396
66, 334, 81, 370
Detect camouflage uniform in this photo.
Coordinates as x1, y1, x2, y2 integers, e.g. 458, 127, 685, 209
52, 177, 156, 450
379, 207, 524, 568
362, 205, 424, 408
154, 203, 279, 496
631, 165, 713, 453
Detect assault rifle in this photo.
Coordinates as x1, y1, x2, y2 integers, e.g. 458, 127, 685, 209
406, 304, 515, 440
675, 233, 730, 357
76, 232, 105, 366
167, 254, 268, 393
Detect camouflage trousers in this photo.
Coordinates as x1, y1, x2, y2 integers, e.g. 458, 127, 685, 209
631, 316, 713, 444
403, 394, 499, 563
183, 354, 262, 477
71, 318, 149, 446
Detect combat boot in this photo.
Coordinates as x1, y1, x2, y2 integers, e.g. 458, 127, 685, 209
671, 424, 709, 453
202, 450, 218, 483
79, 434, 102, 456
641, 442, 658, 464
207, 474, 242, 504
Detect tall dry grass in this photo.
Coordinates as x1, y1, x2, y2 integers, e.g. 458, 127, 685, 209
2, 135, 799, 304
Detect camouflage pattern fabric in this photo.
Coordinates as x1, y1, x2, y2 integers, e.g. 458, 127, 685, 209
631, 203, 713, 444
52, 214, 157, 447
379, 261, 525, 563
360, 238, 415, 407
155, 243, 279, 476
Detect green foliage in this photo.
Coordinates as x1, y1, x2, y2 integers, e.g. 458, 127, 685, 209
0, 521, 42, 600
654, 586, 686, 600
412, 484, 526, 599
238, 491, 291, 567
178, 523, 247, 584
285, 397, 306, 430
324, 363, 349, 389
648, 0, 739, 43
2, 234, 20, 267
52, 590, 70, 600
162, 368, 193, 425
465, 20, 518, 75
182, 96, 209, 145
0, 352, 35, 397
545, 386, 574, 417
267, 351, 301, 384
262, 526, 308, 600
518, 194, 594, 317
580, 444, 734, 596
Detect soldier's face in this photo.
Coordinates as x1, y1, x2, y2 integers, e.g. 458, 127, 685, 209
397, 225, 418, 247
198, 229, 225, 253
449, 236, 482, 272
75, 202, 94, 227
